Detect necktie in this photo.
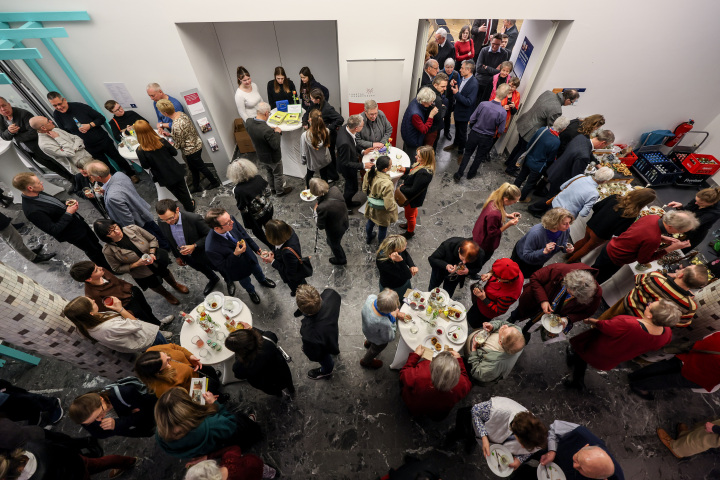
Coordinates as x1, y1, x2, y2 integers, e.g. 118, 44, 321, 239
484, 19, 491, 45
226, 232, 237, 243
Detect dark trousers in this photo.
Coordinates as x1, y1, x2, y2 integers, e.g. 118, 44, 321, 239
342, 167, 360, 206
402, 143, 419, 159
628, 357, 701, 391
326, 230, 347, 263
455, 121, 469, 154
505, 134, 528, 168
527, 198, 551, 216
240, 211, 273, 250
69, 230, 111, 270
84, 138, 135, 177
467, 303, 493, 330
83, 454, 137, 479
141, 220, 171, 250
591, 244, 623, 284
444, 102, 454, 136
165, 180, 194, 212
237, 262, 267, 294
28, 147, 74, 181
305, 165, 330, 188
514, 165, 544, 200
0, 380, 57, 424
428, 268, 461, 297
319, 353, 335, 374
327, 129, 340, 181
477, 83, 493, 104
184, 252, 220, 283
125, 286, 161, 325
228, 412, 263, 450
185, 149, 219, 188
456, 132, 494, 178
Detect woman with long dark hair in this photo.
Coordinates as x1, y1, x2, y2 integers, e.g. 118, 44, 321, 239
225, 327, 294, 396
302, 88, 343, 181
298, 66, 329, 110
234, 66, 263, 122
262, 219, 309, 296
266, 66, 297, 107
363, 155, 397, 244
134, 345, 221, 398
301, 109, 332, 187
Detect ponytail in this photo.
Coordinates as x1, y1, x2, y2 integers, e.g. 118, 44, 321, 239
365, 155, 390, 193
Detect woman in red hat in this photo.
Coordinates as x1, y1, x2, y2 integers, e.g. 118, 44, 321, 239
467, 258, 524, 329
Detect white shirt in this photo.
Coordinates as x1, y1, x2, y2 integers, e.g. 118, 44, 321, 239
234, 83, 264, 121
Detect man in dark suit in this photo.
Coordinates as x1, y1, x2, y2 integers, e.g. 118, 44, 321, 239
499, 19, 519, 52
443, 60, 480, 162
420, 59, 438, 89
156, 199, 222, 296
13, 172, 110, 269
204, 208, 276, 305
432, 28, 455, 71
337, 115, 373, 211
0, 98, 75, 184
471, 19, 498, 58
245, 102, 292, 197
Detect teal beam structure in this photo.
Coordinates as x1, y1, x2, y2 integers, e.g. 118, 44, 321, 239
0, 47, 41, 60
0, 344, 41, 366
0, 27, 68, 40
0, 73, 11, 84
0, 12, 90, 23
0, 21, 59, 92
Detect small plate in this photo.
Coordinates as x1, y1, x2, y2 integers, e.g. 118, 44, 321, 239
422, 334, 445, 356
221, 298, 243, 318
446, 324, 466, 344
204, 292, 224, 311
536, 462, 566, 480
487, 444, 514, 477
300, 189, 317, 202
428, 287, 450, 305
541, 314, 566, 334
445, 300, 467, 322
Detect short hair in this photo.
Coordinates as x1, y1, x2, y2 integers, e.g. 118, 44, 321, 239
256, 102, 271, 115
435, 27, 448, 38
492, 33, 504, 42
156, 199, 178, 215
563, 269, 598, 305
376, 289, 400, 313
416, 87, 436, 104
501, 34, 509, 40
347, 114, 363, 130
432, 72, 449, 86
424, 59, 439, 71
541, 207, 574, 230
308, 178, 329, 197
226, 158, 258, 184
682, 264, 709, 289
146, 82, 161, 91
461, 60, 475, 71
594, 129, 615, 145
506, 19, 517, 25
429, 351, 460, 392
553, 116, 570, 132
499, 61, 514, 72
508, 77, 521, 88
563, 89, 580, 102
68, 392, 105, 425
649, 299, 681, 327
458, 239, 481, 264
225, 328, 264, 365
92, 219, 117, 243
296, 284, 322, 315
511, 411, 548, 451
495, 84, 511, 101
204, 208, 227, 228
501, 327, 525, 354
364, 100, 378, 111
593, 166, 615, 183
75, 156, 94, 170
185, 460, 223, 480
104, 100, 118, 113
444, 58, 456, 67
85, 161, 111, 178
46, 91, 62, 101
662, 210, 699, 232
264, 219, 293, 246
69, 261, 96, 282
11, 172, 37, 191
155, 99, 175, 115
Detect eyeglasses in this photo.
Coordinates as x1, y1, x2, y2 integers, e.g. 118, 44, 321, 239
108, 225, 121, 234
218, 218, 233, 228
111, 106, 123, 114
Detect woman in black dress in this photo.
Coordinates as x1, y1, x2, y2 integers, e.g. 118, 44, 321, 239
227, 158, 274, 249
263, 220, 310, 296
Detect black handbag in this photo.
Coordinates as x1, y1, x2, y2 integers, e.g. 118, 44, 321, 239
246, 187, 274, 221
283, 247, 313, 278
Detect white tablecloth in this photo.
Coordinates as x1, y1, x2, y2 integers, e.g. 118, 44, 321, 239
267, 108, 306, 179
358, 146, 412, 216
179, 295, 253, 384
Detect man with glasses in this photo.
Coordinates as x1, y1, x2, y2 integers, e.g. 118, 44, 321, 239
432, 28, 455, 72
474, 33, 510, 103
46, 91, 139, 183
104, 100, 148, 142
356, 100, 393, 150
420, 59, 439, 89
204, 208, 276, 304
156, 199, 222, 296
0, 98, 76, 185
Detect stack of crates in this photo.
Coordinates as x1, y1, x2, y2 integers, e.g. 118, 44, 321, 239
633, 151, 683, 185
670, 152, 720, 186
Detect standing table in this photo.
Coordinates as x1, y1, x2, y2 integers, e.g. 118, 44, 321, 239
266, 108, 306, 179
358, 146, 412, 216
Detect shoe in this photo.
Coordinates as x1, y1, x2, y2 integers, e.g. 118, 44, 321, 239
159, 315, 174, 326
366, 231, 377, 244
108, 457, 138, 479
262, 463, 279, 479
249, 292, 261, 304
453, 173, 462, 182
189, 185, 202, 194
259, 278, 276, 288
169, 282, 189, 294
402, 231, 415, 239
565, 345, 576, 368
32, 253, 56, 263
130, 175, 141, 184
161, 291, 180, 305
329, 257, 347, 266
518, 197, 532, 203
159, 330, 174, 340
347, 209, 354, 215
398, 223, 408, 230
208, 182, 222, 190
12, 222, 24, 230
276, 186, 293, 197
85, 436, 104, 458
656, 428, 682, 458
293, 309, 303, 318
505, 168, 519, 177
48, 398, 64, 424
307, 368, 332, 379
629, 385, 655, 400
456, 154, 464, 164
677, 423, 689, 436
466, 172, 477, 180
562, 379, 586, 391
31, 245, 44, 255
364, 340, 370, 349
203, 277, 220, 296
349, 201, 362, 207
359, 359, 383, 369
442, 144, 457, 152
227, 282, 236, 296
444, 133, 452, 141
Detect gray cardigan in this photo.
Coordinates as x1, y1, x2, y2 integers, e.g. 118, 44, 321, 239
516, 90, 565, 142
356, 111, 393, 149
300, 129, 332, 171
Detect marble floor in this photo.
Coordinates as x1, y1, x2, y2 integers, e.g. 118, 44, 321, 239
1, 133, 719, 480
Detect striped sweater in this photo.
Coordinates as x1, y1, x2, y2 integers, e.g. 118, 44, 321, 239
623, 272, 697, 326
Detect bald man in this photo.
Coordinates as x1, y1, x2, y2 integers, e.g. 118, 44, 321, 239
30, 116, 92, 176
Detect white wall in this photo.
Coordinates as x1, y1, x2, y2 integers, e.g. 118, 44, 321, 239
5, 0, 720, 165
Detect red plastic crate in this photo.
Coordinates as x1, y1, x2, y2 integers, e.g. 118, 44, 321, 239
619, 151, 638, 166
682, 153, 720, 175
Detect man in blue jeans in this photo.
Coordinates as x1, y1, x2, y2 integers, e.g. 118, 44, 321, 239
296, 285, 340, 380
453, 83, 509, 181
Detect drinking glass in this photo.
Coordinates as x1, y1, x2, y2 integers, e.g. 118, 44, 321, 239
191, 335, 204, 347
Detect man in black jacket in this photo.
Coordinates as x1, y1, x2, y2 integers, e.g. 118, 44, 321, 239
499, 19, 519, 52
474, 34, 510, 104
420, 59, 439, 89
296, 285, 341, 380
245, 102, 292, 197
104, 100, 149, 142
471, 19, 498, 57
0, 98, 75, 183
13, 172, 110, 269
432, 28, 455, 71
425, 73, 448, 148
311, 179, 349, 265
337, 115, 373, 210
156, 199, 222, 296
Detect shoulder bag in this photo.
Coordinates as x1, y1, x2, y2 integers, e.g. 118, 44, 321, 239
515, 127, 549, 168
545, 174, 585, 206
246, 186, 274, 222
394, 167, 431, 207
282, 246, 313, 278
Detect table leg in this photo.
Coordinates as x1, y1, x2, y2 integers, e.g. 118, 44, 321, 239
390, 336, 413, 370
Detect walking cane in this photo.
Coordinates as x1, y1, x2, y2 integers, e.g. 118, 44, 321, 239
314, 227, 319, 253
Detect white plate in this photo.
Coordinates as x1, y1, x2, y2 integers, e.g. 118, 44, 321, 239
540, 314, 566, 334
446, 324, 466, 344
445, 300, 467, 322
487, 444, 514, 477
300, 189, 317, 202
422, 334, 446, 357
221, 298, 243, 318
204, 292, 225, 311
428, 287, 450, 305
536, 462, 566, 480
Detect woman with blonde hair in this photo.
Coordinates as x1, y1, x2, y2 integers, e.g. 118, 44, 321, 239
472, 182, 521, 268
376, 235, 418, 299
301, 109, 332, 187
511, 207, 575, 277
155, 387, 261, 458
63, 295, 169, 353
134, 119, 194, 212
398, 145, 435, 239
667, 187, 720, 251
363, 155, 398, 244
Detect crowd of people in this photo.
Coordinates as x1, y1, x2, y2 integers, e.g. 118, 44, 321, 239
2, 19, 720, 480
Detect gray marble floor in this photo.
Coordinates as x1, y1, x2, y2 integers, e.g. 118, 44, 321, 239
1, 135, 718, 480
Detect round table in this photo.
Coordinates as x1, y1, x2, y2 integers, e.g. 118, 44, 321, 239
266, 108, 306, 179
179, 295, 253, 384
117, 139, 179, 201
389, 290, 470, 369
358, 146, 412, 215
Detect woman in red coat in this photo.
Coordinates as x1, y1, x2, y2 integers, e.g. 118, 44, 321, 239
565, 300, 680, 390
400, 346, 472, 420
472, 183, 521, 268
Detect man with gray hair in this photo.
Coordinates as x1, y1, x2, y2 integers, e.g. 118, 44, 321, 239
146, 82, 184, 132
421, 59, 439, 89
245, 102, 292, 197
432, 28, 455, 72
30, 116, 92, 176
337, 114, 372, 209
356, 100, 393, 150
551, 166, 614, 218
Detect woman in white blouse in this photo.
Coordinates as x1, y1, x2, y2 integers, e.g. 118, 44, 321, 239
63, 296, 171, 353
235, 66, 264, 121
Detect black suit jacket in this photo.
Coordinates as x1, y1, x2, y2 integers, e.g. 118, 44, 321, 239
471, 19, 498, 50
21, 192, 93, 243
505, 24, 519, 52
428, 237, 485, 288
420, 71, 433, 89
433, 40, 455, 70
336, 126, 363, 172
245, 118, 281, 164
205, 217, 261, 281
0, 107, 42, 152
158, 211, 211, 259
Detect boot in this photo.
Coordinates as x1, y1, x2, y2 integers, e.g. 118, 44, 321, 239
151, 285, 180, 305
163, 272, 189, 294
